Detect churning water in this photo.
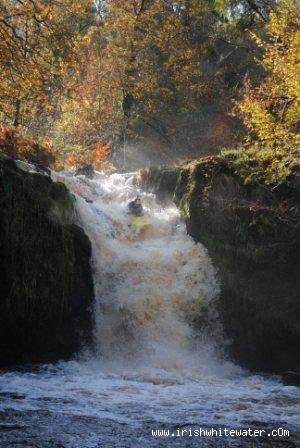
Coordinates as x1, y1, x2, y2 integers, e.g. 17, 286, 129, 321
0, 170, 299, 447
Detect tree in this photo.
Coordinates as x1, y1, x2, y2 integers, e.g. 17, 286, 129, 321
104, 0, 216, 133
237, 0, 300, 148
54, 0, 220, 159
0, 0, 91, 128
52, 24, 120, 151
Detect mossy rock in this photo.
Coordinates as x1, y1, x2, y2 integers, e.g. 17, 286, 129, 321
135, 166, 181, 203
139, 156, 300, 379
0, 154, 94, 366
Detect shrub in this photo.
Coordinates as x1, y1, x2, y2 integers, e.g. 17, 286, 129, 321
0, 125, 56, 167
58, 142, 114, 171
221, 146, 300, 185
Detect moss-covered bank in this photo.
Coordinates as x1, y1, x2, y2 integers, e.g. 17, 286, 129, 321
0, 154, 94, 366
137, 156, 300, 379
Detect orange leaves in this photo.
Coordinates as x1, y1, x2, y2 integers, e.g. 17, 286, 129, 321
101, 0, 214, 119
92, 142, 113, 170
0, 0, 91, 126
0, 125, 56, 167
59, 142, 114, 171
50, 0, 218, 154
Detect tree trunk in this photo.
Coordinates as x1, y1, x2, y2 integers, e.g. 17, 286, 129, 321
13, 99, 21, 127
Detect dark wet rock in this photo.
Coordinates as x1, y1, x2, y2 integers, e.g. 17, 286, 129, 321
136, 166, 181, 203
75, 164, 94, 179
35, 163, 51, 176
0, 153, 94, 366
281, 371, 300, 386
137, 158, 300, 380
0, 392, 26, 400
83, 196, 93, 203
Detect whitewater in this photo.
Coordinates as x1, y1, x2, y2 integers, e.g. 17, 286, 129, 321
0, 170, 299, 447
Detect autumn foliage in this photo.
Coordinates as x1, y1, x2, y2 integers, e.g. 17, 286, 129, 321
0, 0, 91, 128
237, 0, 300, 149
60, 142, 114, 171
0, 0, 299, 169
0, 124, 114, 171
0, 125, 56, 167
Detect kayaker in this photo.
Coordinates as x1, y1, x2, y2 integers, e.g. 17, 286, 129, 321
128, 196, 143, 217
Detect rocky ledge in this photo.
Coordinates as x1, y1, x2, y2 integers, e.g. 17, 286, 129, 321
137, 158, 300, 382
0, 154, 94, 366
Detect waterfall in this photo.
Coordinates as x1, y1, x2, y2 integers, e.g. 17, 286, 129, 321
53, 170, 224, 378
0, 167, 298, 448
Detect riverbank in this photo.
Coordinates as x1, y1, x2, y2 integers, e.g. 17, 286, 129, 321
136, 149, 300, 381
0, 154, 94, 366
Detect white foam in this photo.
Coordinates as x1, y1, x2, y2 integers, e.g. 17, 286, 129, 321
0, 170, 298, 439
52, 170, 224, 378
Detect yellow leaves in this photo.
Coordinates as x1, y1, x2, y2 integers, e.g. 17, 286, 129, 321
248, 31, 264, 48
99, 0, 214, 121
0, 0, 92, 125
237, 0, 300, 150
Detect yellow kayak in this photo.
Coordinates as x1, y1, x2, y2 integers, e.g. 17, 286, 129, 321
130, 215, 148, 228
129, 215, 151, 239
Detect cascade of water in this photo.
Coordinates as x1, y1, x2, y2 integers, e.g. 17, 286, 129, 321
53, 170, 224, 378
0, 167, 298, 448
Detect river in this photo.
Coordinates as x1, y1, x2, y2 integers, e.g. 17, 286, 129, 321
0, 170, 299, 447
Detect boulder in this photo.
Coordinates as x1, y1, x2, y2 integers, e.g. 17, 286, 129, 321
137, 158, 300, 379
75, 164, 94, 179
0, 154, 94, 366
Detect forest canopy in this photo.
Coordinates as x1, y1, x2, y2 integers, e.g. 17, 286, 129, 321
0, 0, 299, 169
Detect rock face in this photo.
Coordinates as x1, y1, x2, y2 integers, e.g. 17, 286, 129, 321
75, 164, 94, 179
137, 159, 300, 378
0, 154, 94, 366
